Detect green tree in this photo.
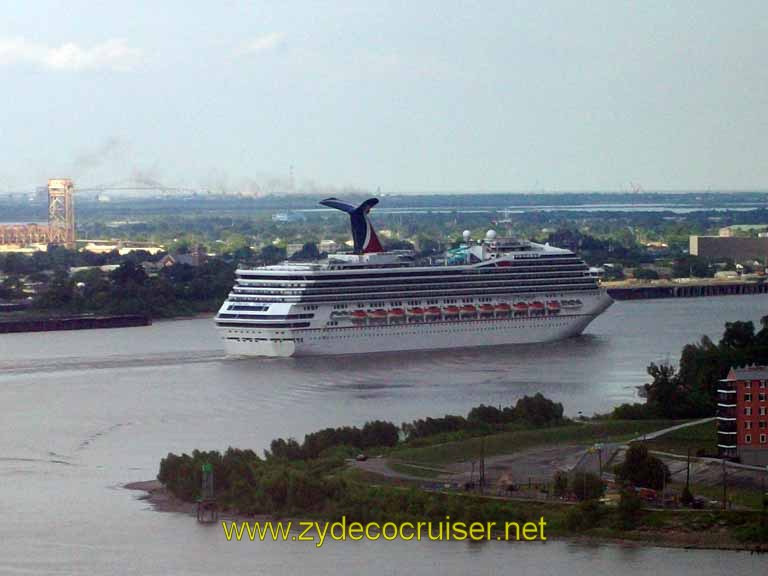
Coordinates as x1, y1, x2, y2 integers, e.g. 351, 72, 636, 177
614, 444, 670, 490
571, 472, 605, 501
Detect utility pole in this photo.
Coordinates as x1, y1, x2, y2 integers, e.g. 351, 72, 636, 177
479, 437, 486, 495
722, 457, 728, 510
594, 443, 604, 479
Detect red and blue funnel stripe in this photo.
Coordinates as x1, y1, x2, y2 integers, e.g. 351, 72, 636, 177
319, 197, 384, 254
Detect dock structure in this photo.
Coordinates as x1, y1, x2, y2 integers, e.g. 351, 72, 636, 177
196, 462, 218, 523
607, 280, 768, 300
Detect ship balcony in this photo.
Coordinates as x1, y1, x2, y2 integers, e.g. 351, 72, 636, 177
717, 388, 736, 395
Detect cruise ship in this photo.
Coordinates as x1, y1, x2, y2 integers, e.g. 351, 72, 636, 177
215, 198, 613, 357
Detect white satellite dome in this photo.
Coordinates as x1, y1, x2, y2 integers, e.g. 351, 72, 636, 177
485, 229, 497, 241
462, 230, 471, 242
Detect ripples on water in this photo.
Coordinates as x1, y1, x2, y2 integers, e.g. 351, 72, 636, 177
1, 297, 768, 574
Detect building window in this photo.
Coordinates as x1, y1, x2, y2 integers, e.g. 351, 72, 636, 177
761, 421, 767, 429
761, 407, 767, 416
745, 381, 752, 389
761, 434, 767, 444
760, 393, 766, 402
745, 407, 752, 416
745, 434, 752, 443
761, 381, 767, 389
746, 421, 753, 430
745, 393, 752, 402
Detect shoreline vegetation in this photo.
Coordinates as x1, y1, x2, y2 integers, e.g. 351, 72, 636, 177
137, 392, 768, 551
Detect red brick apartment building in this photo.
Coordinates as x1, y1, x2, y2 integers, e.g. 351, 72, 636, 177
717, 366, 768, 465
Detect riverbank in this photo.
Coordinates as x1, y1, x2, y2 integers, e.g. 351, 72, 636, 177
125, 479, 764, 552
605, 278, 768, 300
133, 418, 768, 552
0, 313, 151, 333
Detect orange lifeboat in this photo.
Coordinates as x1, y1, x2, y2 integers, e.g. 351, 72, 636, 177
495, 303, 511, 313
351, 310, 367, 323
444, 305, 460, 315
460, 304, 477, 314
388, 308, 405, 317
479, 304, 495, 314
547, 300, 561, 311
426, 306, 442, 316
530, 301, 545, 310
407, 307, 424, 316
513, 302, 528, 311
370, 308, 388, 319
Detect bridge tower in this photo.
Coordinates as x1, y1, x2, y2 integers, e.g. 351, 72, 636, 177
48, 179, 75, 248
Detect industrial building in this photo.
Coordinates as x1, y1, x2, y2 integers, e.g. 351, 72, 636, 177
0, 179, 76, 250
717, 366, 768, 465
689, 234, 768, 262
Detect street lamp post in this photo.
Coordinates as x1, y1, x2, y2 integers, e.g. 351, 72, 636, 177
594, 443, 604, 478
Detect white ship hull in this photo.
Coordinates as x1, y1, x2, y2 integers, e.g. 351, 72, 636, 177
218, 292, 612, 357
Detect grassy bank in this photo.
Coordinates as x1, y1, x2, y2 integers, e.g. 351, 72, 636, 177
392, 420, 681, 466
638, 420, 717, 456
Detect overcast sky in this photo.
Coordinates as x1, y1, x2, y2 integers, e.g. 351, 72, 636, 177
1, 1, 766, 194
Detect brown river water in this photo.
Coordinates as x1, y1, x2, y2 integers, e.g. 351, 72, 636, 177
1, 295, 767, 574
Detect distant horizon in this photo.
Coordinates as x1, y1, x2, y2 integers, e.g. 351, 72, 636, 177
2, 2, 767, 194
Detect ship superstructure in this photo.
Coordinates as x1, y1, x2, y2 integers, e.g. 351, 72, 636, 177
215, 198, 612, 356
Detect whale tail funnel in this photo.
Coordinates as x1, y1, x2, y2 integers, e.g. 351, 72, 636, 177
319, 197, 384, 254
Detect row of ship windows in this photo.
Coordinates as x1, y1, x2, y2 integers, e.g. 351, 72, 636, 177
235, 272, 592, 289
227, 305, 270, 311
217, 313, 315, 320
331, 297, 494, 309
233, 289, 592, 308
232, 281, 598, 298
237, 259, 585, 281
235, 275, 594, 292
217, 322, 312, 328
309, 321, 573, 337
330, 296, 573, 311
229, 284, 597, 304
226, 337, 304, 343
223, 319, 572, 339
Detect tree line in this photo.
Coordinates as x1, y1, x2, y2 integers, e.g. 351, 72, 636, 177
612, 317, 768, 419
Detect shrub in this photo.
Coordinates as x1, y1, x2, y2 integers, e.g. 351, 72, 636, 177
617, 488, 643, 529
614, 444, 670, 490
571, 472, 605, 501
566, 500, 604, 530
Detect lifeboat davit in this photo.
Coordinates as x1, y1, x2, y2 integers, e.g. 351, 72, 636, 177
388, 308, 405, 316
407, 307, 424, 316
444, 305, 460, 315
426, 306, 442, 316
